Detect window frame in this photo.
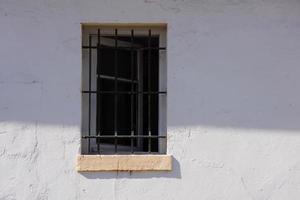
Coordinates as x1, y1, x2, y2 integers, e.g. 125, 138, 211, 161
80, 24, 168, 155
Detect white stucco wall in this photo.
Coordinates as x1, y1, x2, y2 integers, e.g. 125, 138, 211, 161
1, 0, 300, 199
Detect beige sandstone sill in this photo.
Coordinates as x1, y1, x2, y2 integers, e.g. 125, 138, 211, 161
76, 155, 172, 172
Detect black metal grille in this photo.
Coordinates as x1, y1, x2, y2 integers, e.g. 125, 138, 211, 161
82, 27, 166, 154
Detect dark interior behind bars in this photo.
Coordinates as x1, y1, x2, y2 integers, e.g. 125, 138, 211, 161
82, 29, 166, 154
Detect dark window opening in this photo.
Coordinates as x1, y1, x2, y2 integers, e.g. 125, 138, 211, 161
82, 27, 166, 154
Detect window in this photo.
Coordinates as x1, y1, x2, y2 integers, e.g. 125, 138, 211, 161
81, 24, 167, 155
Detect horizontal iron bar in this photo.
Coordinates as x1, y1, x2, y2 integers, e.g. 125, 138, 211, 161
82, 135, 166, 139
82, 91, 167, 94
82, 46, 166, 51
88, 152, 163, 155
88, 33, 160, 37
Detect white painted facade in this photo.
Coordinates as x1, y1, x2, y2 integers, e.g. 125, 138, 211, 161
1, 0, 300, 199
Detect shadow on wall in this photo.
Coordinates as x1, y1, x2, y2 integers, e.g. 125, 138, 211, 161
2, 0, 300, 132
79, 157, 181, 179
2, 17, 300, 131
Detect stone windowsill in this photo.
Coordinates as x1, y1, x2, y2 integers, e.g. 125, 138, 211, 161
76, 154, 172, 172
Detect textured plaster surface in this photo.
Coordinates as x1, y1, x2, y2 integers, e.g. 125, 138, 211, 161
1, 0, 300, 199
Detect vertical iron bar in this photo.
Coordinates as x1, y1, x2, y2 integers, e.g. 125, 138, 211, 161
96, 29, 101, 154
88, 35, 92, 153
148, 29, 151, 153
137, 48, 142, 152
130, 29, 134, 153
114, 29, 118, 153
